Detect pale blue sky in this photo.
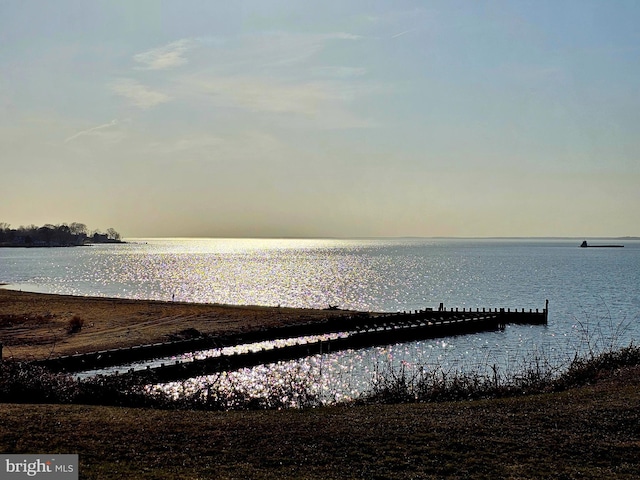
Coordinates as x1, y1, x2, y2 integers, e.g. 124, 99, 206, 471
2, 1, 639, 237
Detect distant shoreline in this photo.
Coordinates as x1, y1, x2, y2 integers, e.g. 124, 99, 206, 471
0, 241, 125, 248
0, 223, 124, 248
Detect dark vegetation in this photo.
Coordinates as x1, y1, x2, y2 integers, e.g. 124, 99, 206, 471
66, 315, 85, 334
0, 221, 122, 247
1, 346, 638, 479
361, 343, 640, 404
1, 341, 638, 411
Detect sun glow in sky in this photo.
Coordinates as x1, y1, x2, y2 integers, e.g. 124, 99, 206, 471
2, 1, 639, 238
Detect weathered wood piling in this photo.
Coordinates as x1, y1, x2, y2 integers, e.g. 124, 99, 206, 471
36, 302, 548, 379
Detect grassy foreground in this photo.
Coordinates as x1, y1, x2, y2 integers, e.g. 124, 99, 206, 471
0, 365, 638, 479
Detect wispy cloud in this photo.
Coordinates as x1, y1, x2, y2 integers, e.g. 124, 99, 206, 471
133, 39, 195, 70
178, 32, 372, 118
142, 131, 287, 162
114, 31, 375, 127
203, 32, 361, 72
110, 79, 170, 109
64, 119, 119, 143
185, 75, 379, 129
144, 133, 224, 155
192, 77, 329, 115
391, 29, 416, 39
311, 66, 367, 78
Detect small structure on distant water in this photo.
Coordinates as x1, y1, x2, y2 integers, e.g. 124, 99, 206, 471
580, 240, 624, 248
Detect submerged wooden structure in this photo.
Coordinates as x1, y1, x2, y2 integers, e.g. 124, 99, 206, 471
580, 240, 624, 248
37, 302, 548, 381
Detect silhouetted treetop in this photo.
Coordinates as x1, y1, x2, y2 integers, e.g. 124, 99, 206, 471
0, 222, 123, 247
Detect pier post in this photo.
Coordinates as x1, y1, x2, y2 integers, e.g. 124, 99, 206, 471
35, 300, 552, 378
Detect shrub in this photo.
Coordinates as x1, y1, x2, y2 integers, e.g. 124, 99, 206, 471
552, 344, 640, 391
358, 343, 640, 405
0, 361, 78, 403
67, 315, 85, 334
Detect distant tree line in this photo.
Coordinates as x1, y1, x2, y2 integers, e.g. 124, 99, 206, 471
0, 222, 123, 247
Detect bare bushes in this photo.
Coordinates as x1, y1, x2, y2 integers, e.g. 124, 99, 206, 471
552, 344, 640, 391
1, 345, 638, 410
361, 361, 537, 405
149, 366, 322, 411
0, 313, 55, 330
359, 344, 640, 405
66, 315, 85, 334
0, 362, 78, 404
0, 361, 321, 411
0, 361, 160, 407
361, 310, 639, 405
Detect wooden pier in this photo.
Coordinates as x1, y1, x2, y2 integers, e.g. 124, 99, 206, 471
36, 302, 548, 380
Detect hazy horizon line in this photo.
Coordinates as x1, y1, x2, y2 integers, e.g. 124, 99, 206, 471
122, 235, 640, 241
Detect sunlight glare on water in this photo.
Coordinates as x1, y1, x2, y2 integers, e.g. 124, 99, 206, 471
2, 237, 639, 407
91, 238, 393, 309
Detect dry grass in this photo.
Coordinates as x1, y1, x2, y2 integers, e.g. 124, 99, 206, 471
1, 365, 638, 479
0, 289, 348, 360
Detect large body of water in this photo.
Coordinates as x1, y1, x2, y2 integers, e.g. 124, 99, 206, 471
2, 238, 639, 404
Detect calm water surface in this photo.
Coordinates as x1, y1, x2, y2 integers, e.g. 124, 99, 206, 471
2, 238, 639, 403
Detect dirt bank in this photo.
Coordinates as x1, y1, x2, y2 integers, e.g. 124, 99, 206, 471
0, 289, 349, 360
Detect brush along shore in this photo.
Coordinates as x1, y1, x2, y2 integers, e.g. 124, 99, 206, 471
1, 363, 638, 479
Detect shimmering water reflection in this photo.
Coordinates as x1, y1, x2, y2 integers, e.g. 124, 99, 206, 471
76, 332, 348, 378
2, 237, 639, 406
149, 326, 577, 407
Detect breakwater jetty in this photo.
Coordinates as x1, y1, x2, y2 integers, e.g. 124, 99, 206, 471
37, 302, 548, 381
580, 240, 624, 248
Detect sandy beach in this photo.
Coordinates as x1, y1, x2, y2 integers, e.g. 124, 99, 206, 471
0, 288, 349, 361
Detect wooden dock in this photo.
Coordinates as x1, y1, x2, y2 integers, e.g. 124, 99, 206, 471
36, 303, 548, 380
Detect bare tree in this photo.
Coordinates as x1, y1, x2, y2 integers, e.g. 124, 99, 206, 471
106, 228, 121, 241
69, 222, 87, 236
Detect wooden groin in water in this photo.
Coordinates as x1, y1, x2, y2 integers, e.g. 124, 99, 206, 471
580, 240, 624, 248
37, 303, 548, 379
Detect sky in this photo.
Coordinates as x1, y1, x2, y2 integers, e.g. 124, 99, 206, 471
1, 1, 639, 238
